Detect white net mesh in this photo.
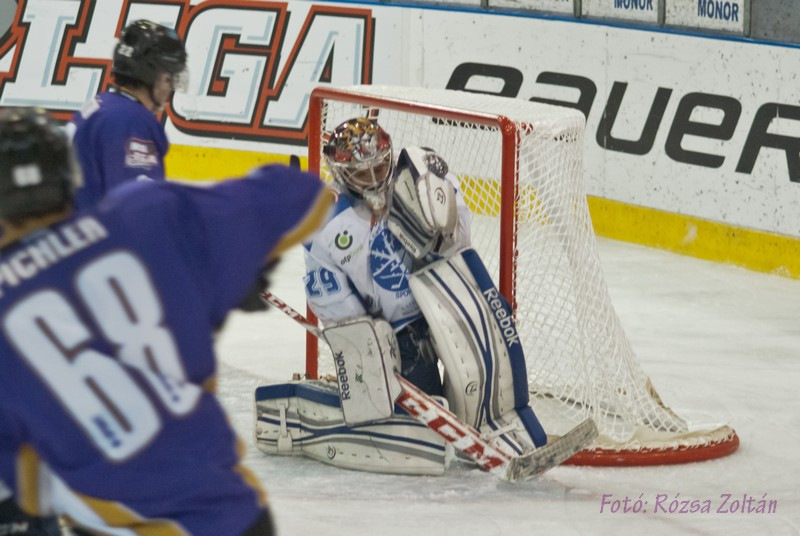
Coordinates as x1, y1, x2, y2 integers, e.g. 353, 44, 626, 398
310, 85, 734, 456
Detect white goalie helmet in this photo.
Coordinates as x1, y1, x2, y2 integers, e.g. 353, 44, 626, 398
323, 117, 394, 212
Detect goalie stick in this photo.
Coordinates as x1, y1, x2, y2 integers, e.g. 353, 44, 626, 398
261, 290, 598, 482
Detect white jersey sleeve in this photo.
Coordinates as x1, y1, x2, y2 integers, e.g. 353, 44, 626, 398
303, 199, 370, 324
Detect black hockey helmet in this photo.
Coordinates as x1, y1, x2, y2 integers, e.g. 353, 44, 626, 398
112, 20, 187, 88
0, 107, 74, 221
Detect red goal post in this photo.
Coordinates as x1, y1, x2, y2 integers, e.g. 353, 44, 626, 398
305, 85, 739, 466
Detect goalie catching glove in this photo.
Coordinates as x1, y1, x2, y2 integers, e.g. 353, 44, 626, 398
387, 147, 459, 260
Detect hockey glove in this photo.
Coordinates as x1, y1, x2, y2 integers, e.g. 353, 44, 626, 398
0, 498, 63, 536
387, 147, 458, 260
237, 258, 281, 312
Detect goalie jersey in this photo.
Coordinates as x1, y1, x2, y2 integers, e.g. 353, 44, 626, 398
303, 171, 470, 329
70, 89, 169, 209
0, 166, 330, 535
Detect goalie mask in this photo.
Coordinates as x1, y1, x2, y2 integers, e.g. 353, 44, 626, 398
323, 118, 394, 212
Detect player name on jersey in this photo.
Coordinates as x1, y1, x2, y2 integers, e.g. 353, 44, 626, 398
0, 216, 108, 296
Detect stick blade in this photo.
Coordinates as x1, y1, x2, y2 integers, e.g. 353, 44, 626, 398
504, 419, 598, 483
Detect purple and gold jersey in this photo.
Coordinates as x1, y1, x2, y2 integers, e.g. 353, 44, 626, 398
0, 166, 331, 535
70, 89, 168, 209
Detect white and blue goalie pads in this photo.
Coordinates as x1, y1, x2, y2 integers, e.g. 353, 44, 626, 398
409, 248, 548, 457
254, 380, 452, 475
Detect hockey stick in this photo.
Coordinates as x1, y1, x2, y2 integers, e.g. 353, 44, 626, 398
261, 291, 509, 474
261, 290, 597, 482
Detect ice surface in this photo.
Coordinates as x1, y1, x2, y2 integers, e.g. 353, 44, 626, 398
215, 239, 800, 535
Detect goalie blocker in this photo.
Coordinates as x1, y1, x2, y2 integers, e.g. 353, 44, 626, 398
322, 317, 402, 426
410, 248, 547, 457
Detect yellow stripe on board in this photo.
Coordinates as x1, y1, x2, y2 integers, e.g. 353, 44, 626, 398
588, 196, 800, 279
166, 146, 800, 279
165, 145, 307, 181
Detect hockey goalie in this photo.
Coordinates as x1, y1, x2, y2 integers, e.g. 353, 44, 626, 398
254, 118, 593, 477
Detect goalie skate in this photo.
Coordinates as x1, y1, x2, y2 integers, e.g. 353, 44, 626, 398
504, 419, 598, 483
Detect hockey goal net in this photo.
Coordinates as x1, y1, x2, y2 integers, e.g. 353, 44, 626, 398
306, 85, 739, 466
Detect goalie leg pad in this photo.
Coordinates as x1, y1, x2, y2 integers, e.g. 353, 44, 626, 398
410, 249, 547, 453
254, 381, 451, 475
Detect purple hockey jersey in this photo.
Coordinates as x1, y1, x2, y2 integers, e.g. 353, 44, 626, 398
70, 89, 168, 209
0, 165, 331, 535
